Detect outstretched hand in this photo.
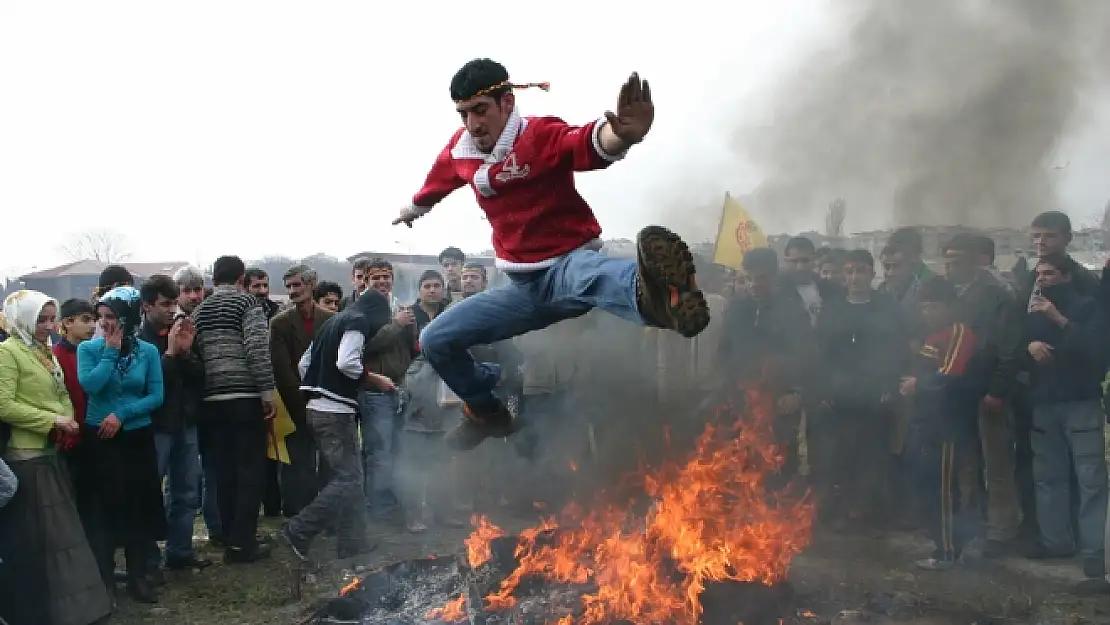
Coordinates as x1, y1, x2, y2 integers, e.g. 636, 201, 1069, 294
604, 72, 654, 146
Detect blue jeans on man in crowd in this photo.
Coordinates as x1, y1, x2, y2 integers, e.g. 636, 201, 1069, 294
359, 389, 401, 512
150, 426, 202, 565
420, 250, 642, 412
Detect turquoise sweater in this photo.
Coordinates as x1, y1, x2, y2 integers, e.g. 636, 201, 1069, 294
77, 337, 164, 431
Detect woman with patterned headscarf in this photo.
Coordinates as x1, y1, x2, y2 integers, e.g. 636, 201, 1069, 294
0, 290, 112, 625
77, 286, 166, 604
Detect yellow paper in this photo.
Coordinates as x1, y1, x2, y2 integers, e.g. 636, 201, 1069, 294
266, 392, 297, 464
712, 193, 768, 270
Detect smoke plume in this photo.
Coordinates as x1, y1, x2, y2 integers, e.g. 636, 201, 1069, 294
738, 0, 1108, 231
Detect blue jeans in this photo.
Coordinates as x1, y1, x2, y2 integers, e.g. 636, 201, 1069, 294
152, 426, 201, 562
421, 250, 642, 411
359, 390, 400, 510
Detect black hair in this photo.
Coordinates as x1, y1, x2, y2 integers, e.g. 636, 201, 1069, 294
742, 248, 778, 274
59, 298, 95, 320
942, 233, 978, 255
419, 269, 445, 286
243, 267, 268, 286
438, 247, 466, 264
140, 274, 180, 304
98, 264, 133, 290
450, 59, 510, 103
352, 257, 374, 273
212, 255, 246, 286
1031, 211, 1073, 237
313, 281, 343, 301
461, 261, 487, 278
366, 257, 393, 273
918, 276, 958, 304
784, 236, 815, 256
1035, 252, 1076, 276
973, 235, 996, 264
844, 249, 875, 269
888, 227, 924, 257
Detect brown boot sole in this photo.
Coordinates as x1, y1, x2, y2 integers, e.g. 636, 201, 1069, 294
446, 405, 516, 451
636, 226, 710, 338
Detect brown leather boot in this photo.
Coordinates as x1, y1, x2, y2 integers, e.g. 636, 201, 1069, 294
635, 225, 710, 337
446, 401, 516, 451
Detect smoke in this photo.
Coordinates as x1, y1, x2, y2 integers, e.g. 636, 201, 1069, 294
737, 0, 1108, 231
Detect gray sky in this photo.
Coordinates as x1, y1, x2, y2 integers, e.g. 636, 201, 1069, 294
2, 0, 1107, 278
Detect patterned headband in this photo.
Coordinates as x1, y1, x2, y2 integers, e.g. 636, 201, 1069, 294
456, 80, 550, 104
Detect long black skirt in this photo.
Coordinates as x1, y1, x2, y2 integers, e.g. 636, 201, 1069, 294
86, 425, 167, 545
0, 454, 112, 625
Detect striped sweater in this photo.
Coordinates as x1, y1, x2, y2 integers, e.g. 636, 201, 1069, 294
191, 285, 276, 402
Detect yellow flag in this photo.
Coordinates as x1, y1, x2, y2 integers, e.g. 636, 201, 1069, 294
712, 193, 768, 269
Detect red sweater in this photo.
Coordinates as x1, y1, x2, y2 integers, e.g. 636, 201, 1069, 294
410, 114, 623, 271
52, 340, 86, 449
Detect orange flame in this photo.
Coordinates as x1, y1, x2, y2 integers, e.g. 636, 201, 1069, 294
339, 577, 361, 597
464, 514, 506, 568
428, 595, 467, 621
437, 385, 814, 625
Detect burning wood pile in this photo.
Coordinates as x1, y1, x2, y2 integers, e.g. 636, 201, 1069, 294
312, 386, 815, 625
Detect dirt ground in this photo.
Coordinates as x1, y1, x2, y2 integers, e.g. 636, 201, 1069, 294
106, 509, 1110, 625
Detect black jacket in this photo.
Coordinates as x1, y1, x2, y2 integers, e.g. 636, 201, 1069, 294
956, 271, 1021, 400
301, 289, 391, 406
719, 288, 817, 397
816, 291, 905, 406
141, 320, 205, 432
1023, 284, 1107, 405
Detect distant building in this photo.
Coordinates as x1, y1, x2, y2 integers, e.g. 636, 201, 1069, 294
18, 260, 190, 301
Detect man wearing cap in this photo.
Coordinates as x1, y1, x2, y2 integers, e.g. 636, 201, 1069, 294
393, 58, 710, 452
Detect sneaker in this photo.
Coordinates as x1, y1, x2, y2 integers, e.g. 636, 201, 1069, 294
635, 225, 710, 338
445, 401, 516, 451
165, 555, 212, 571
281, 525, 312, 562
915, 557, 956, 571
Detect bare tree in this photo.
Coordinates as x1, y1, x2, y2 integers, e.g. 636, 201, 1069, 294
59, 229, 132, 263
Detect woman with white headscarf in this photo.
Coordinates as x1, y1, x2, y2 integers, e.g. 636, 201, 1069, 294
0, 290, 112, 625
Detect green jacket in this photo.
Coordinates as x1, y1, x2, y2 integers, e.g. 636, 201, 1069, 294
0, 339, 73, 452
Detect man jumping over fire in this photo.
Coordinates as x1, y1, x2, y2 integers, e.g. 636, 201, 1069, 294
392, 58, 709, 451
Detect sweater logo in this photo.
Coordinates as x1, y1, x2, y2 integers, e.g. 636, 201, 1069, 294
495, 153, 530, 182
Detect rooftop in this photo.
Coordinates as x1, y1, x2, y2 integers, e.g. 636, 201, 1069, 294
20, 260, 190, 280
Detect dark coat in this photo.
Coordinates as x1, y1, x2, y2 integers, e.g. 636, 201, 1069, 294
269, 304, 334, 426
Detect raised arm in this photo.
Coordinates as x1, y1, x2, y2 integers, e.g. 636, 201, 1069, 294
393, 134, 467, 227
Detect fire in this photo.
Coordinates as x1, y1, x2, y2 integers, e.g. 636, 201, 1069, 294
435, 385, 815, 625
464, 514, 506, 568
